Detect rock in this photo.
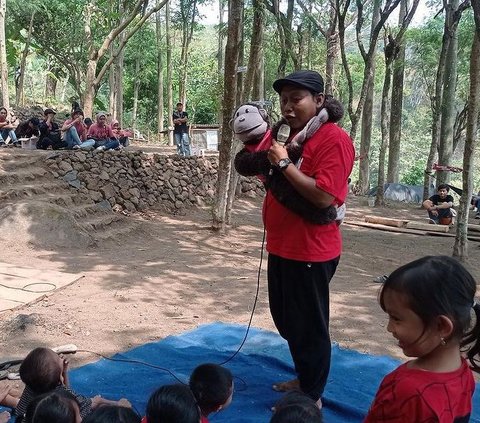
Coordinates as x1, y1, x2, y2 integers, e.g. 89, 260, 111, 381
68, 179, 81, 189
63, 170, 78, 182
100, 183, 116, 200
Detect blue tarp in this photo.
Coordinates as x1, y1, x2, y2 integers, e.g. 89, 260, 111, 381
3, 323, 480, 422
367, 183, 435, 204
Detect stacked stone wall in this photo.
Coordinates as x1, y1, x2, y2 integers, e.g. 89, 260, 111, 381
45, 151, 264, 212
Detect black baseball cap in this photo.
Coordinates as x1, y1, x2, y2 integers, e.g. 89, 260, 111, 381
44, 108, 56, 115
273, 70, 325, 94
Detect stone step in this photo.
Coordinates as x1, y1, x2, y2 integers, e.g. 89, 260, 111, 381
70, 200, 112, 218
0, 192, 77, 208
80, 213, 125, 231
92, 219, 140, 243
0, 156, 44, 171
0, 167, 51, 184
0, 181, 69, 201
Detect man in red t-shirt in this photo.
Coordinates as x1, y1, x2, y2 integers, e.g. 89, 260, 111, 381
265, 70, 355, 406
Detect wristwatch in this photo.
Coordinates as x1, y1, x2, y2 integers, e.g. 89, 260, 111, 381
277, 158, 292, 171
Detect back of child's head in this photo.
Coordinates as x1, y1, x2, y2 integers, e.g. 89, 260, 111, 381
270, 392, 323, 423
380, 255, 480, 370
146, 384, 200, 423
26, 391, 80, 423
20, 348, 61, 393
189, 363, 233, 414
82, 405, 140, 423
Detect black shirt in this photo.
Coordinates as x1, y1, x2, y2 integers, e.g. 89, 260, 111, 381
173, 111, 188, 134
429, 194, 454, 206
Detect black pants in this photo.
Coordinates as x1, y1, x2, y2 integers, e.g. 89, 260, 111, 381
268, 253, 339, 401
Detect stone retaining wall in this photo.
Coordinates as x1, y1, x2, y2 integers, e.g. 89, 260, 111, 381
45, 150, 264, 212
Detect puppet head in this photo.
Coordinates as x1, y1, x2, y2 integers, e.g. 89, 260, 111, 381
231, 104, 269, 145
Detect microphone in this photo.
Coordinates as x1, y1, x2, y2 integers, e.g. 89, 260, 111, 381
269, 124, 291, 177
276, 123, 291, 146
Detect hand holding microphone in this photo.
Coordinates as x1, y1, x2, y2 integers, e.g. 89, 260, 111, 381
268, 124, 291, 175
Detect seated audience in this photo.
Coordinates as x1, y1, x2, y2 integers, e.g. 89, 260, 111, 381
37, 108, 67, 150
15, 347, 130, 423
84, 118, 93, 131
110, 120, 132, 147
15, 117, 40, 142
25, 391, 81, 423
143, 384, 199, 423
422, 184, 454, 225
88, 112, 120, 151
189, 363, 233, 423
0, 106, 19, 146
82, 405, 141, 423
62, 109, 95, 150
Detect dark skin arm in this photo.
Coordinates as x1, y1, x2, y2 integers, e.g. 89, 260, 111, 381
267, 140, 334, 209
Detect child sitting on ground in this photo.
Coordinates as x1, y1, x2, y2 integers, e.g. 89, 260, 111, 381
189, 363, 233, 423
25, 391, 81, 423
15, 347, 131, 422
271, 391, 323, 423
365, 256, 479, 422
142, 384, 200, 423
83, 405, 140, 423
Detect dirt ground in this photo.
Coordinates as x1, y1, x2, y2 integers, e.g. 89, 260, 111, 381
1, 194, 479, 390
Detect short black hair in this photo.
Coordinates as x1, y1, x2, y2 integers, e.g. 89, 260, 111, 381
271, 392, 323, 423
26, 391, 78, 423
437, 184, 450, 192
146, 384, 199, 423
83, 405, 140, 423
84, 118, 93, 125
20, 348, 61, 393
189, 364, 233, 414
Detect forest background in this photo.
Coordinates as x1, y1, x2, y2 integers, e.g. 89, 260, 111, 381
0, 0, 479, 257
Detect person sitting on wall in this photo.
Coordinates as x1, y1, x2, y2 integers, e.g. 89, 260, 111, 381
62, 109, 96, 150
37, 108, 67, 150
88, 112, 120, 151
0, 106, 19, 147
422, 183, 455, 225
15, 117, 40, 141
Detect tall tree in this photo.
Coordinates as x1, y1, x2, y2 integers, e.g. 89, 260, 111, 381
177, 0, 199, 105
213, 0, 243, 231
244, 0, 265, 101
358, 0, 381, 194
386, 0, 408, 183
156, 6, 164, 134
16, 10, 35, 106
453, 1, 480, 260
0, 0, 9, 111
166, 1, 174, 146
297, 0, 339, 95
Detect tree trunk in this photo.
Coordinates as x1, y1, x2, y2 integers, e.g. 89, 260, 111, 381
437, 0, 460, 185
0, 0, 9, 111
235, 9, 245, 106
217, 0, 226, 123
386, 0, 407, 183
453, 12, 480, 260
212, 0, 243, 231
358, 0, 381, 194
109, 44, 117, 118
115, 39, 125, 126
45, 70, 58, 99
422, 27, 450, 199
83, 60, 98, 118
156, 7, 164, 134
325, 8, 338, 96
252, 53, 264, 101
166, 1, 174, 145
16, 11, 35, 106
132, 58, 141, 132
376, 36, 394, 206
243, 0, 264, 102
179, 0, 198, 106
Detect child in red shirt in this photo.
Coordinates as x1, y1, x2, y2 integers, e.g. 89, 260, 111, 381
365, 256, 478, 422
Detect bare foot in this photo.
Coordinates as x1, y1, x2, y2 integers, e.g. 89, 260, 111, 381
316, 397, 323, 409
0, 411, 10, 423
272, 378, 300, 392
